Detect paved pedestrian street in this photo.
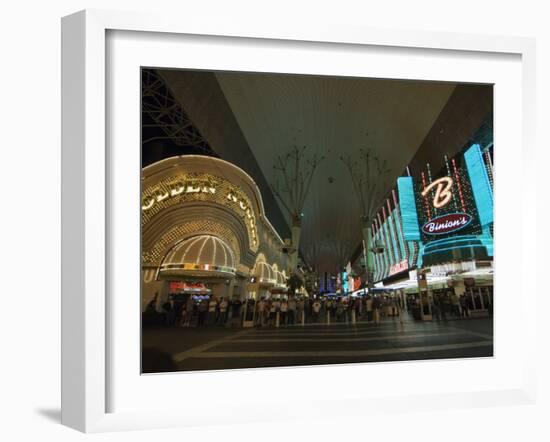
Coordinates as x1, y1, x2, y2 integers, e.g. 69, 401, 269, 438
142, 317, 493, 373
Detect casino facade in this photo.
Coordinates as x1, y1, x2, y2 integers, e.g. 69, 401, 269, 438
141, 155, 289, 311
354, 142, 494, 316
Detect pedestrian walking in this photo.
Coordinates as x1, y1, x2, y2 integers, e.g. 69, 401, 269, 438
256, 298, 266, 326
450, 292, 461, 318
288, 298, 296, 325
396, 295, 404, 325
297, 298, 305, 325
312, 299, 321, 323
336, 299, 345, 322
372, 296, 381, 325
230, 297, 242, 327
218, 297, 228, 325
197, 299, 208, 326
432, 295, 441, 322
207, 296, 218, 326
280, 299, 288, 326
267, 300, 276, 326
366, 296, 373, 323
460, 294, 469, 318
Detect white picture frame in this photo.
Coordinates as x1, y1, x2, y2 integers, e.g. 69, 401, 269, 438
61, 9, 537, 433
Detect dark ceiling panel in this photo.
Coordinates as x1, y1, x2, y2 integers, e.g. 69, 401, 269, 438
157, 68, 291, 240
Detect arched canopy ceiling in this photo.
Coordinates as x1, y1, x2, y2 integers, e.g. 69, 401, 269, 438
158, 69, 456, 274
213, 72, 455, 273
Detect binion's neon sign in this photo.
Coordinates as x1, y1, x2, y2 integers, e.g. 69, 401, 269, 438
421, 176, 453, 208
421, 213, 472, 235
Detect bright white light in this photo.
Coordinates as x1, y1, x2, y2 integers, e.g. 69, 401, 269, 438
421, 176, 453, 208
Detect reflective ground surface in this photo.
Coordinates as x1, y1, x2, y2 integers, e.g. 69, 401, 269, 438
142, 316, 493, 373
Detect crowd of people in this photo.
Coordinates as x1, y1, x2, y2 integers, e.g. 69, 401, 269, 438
143, 292, 408, 328
143, 288, 492, 328
424, 290, 493, 320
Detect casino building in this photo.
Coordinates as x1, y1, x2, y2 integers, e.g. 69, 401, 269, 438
357, 142, 494, 315
141, 155, 289, 311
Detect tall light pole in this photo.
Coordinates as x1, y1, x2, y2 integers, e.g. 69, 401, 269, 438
341, 142, 391, 293
272, 145, 324, 276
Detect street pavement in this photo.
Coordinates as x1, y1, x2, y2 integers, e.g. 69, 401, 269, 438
142, 316, 493, 373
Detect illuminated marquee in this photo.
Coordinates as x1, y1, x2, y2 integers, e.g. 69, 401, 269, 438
141, 173, 259, 250
142, 179, 217, 211
396, 145, 493, 268
413, 157, 482, 244
226, 191, 258, 246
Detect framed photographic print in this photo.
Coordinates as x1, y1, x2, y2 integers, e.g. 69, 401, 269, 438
62, 9, 537, 432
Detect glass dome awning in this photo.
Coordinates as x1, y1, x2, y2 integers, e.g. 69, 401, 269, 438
253, 261, 277, 286
158, 234, 236, 279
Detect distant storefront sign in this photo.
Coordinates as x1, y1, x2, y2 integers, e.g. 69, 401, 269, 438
169, 281, 209, 293
389, 259, 409, 276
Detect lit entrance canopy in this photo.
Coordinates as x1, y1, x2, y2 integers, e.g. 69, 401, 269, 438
253, 261, 277, 287
158, 234, 236, 279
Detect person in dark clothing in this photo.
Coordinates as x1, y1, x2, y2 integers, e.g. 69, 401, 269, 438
146, 293, 158, 313
161, 300, 171, 323
162, 296, 176, 326
230, 298, 243, 327
440, 293, 448, 321
287, 298, 296, 325
372, 296, 381, 325
197, 299, 208, 326
432, 294, 441, 322
174, 299, 184, 326
460, 294, 470, 318
143, 293, 160, 326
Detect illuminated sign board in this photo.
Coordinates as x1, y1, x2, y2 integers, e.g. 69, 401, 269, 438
142, 179, 217, 211
413, 159, 482, 243
169, 281, 209, 293
421, 213, 472, 235
421, 177, 453, 208
141, 174, 259, 248
396, 144, 493, 267
389, 259, 409, 276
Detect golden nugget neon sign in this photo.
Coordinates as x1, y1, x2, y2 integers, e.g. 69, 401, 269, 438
421, 176, 453, 208
142, 180, 216, 211
142, 180, 258, 246
227, 191, 257, 245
